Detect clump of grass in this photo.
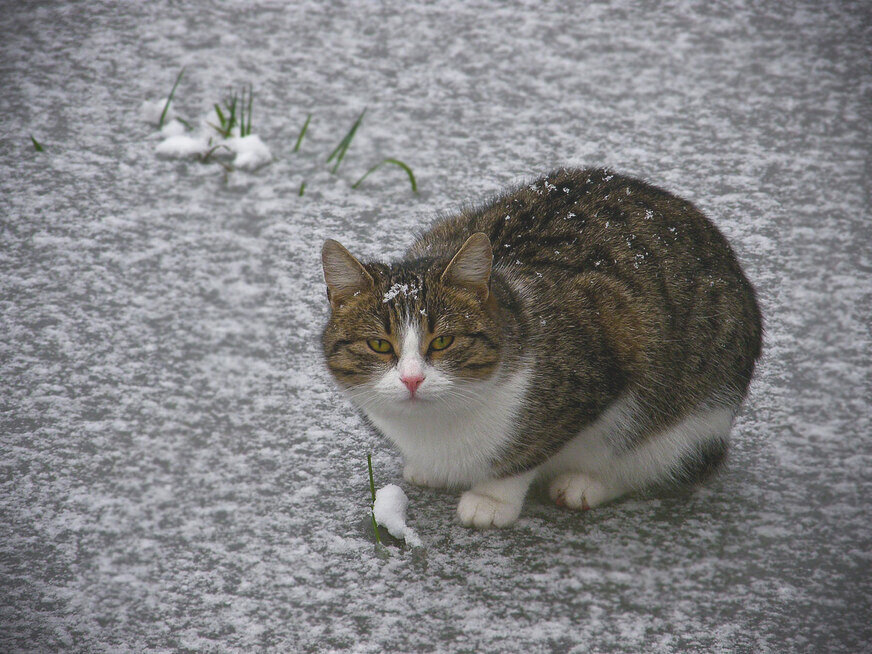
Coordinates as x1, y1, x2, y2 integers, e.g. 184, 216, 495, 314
210, 84, 254, 138
293, 113, 311, 153
353, 158, 417, 193
30, 135, 44, 152
159, 67, 185, 129
367, 453, 382, 545
326, 108, 366, 174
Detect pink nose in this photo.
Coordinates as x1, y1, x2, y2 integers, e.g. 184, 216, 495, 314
401, 375, 425, 395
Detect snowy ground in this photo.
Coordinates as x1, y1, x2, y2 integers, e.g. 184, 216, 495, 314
1, 1, 870, 652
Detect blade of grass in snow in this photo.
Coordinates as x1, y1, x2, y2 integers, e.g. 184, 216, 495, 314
326, 108, 366, 174
159, 67, 185, 129
298, 181, 306, 196
293, 113, 311, 152
210, 89, 247, 138
226, 93, 238, 135
353, 158, 418, 193
244, 85, 253, 137
367, 453, 381, 545
238, 86, 250, 137
30, 135, 44, 152
200, 143, 231, 164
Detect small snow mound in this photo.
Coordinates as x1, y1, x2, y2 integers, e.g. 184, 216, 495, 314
141, 98, 173, 125
226, 134, 272, 171
373, 484, 422, 547
155, 134, 209, 158
160, 119, 187, 138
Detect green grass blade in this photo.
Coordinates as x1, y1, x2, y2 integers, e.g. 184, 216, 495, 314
214, 103, 226, 129
367, 453, 377, 503
200, 143, 232, 164
239, 87, 247, 136
352, 162, 382, 189
367, 453, 381, 545
352, 158, 418, 193
159, 67, 185, 129
245, 84, 253, 136
225, 92, 238, 136
298, 181, 306, 196
30, 135, 44, 152
327, 108, 366, 173
238, 88, 246, 136
293, 113, 311, 152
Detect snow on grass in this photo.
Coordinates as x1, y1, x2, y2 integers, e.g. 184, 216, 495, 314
155, 133, 209, 158
147, 104, 273, 170
140, 98, 175, 126
225, 134, 271, 171
159, 119, 187, 138
372, 484, 423, 548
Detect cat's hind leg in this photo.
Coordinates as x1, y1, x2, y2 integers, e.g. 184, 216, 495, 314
603, 404, 734, 493
545, 397, 735, 511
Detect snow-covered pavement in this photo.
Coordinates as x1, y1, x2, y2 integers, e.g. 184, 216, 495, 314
1, 1, 869, 651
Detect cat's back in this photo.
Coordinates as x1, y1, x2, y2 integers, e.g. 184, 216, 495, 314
411, 168, 744, 283
409, 168, 762, 405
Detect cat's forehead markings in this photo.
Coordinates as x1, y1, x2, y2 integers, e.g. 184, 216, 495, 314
398, 320, 425, 358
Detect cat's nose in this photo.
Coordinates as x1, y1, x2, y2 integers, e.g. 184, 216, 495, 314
401, 374, 425, 395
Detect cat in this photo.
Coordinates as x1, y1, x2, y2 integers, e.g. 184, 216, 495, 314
321, 168, 762, 529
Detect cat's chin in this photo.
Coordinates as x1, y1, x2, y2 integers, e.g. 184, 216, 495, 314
363, 395, 451, 417
385, 396, 439, 412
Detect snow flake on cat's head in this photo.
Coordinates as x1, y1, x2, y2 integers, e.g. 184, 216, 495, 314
383, 282, 419, 304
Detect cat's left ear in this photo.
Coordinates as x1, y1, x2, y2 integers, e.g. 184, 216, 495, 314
441, 232, 492, 301
322, 239, 373, 307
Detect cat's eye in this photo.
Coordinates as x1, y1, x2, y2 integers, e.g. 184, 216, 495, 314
367, 338, 393, 354
429, 335, 454, 351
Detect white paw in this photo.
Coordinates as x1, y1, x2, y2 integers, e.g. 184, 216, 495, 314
402, 463, 445, 488
549, 472, 619, 510
456, 490, 522, 529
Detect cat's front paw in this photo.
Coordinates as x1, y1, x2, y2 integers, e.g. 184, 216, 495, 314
403, 462, 446, 488
456, 490, 522, 528
549, 472, 621, 510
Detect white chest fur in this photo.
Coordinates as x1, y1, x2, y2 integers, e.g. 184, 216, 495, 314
361, 366, 532, 488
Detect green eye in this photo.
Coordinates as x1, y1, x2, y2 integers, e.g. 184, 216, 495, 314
429, 335, 454, 351
367, 338, 393, 354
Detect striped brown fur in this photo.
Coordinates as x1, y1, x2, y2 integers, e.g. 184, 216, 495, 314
323, 168, 762, 481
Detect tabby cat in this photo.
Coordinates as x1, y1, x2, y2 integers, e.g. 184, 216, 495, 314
321, 168, 762, 528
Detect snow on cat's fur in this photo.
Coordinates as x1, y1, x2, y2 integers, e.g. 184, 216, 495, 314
322, 168, 762, 528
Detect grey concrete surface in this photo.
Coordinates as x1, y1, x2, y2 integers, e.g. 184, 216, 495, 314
1, 1, 870, 651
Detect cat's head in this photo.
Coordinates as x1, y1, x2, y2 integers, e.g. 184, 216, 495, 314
321, 233, 501, 415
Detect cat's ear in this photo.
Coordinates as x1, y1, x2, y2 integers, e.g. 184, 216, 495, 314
322, 239, 373, 307
441, 232, 492, 300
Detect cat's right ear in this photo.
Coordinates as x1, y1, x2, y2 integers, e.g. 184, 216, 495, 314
321, 239, 373, 307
